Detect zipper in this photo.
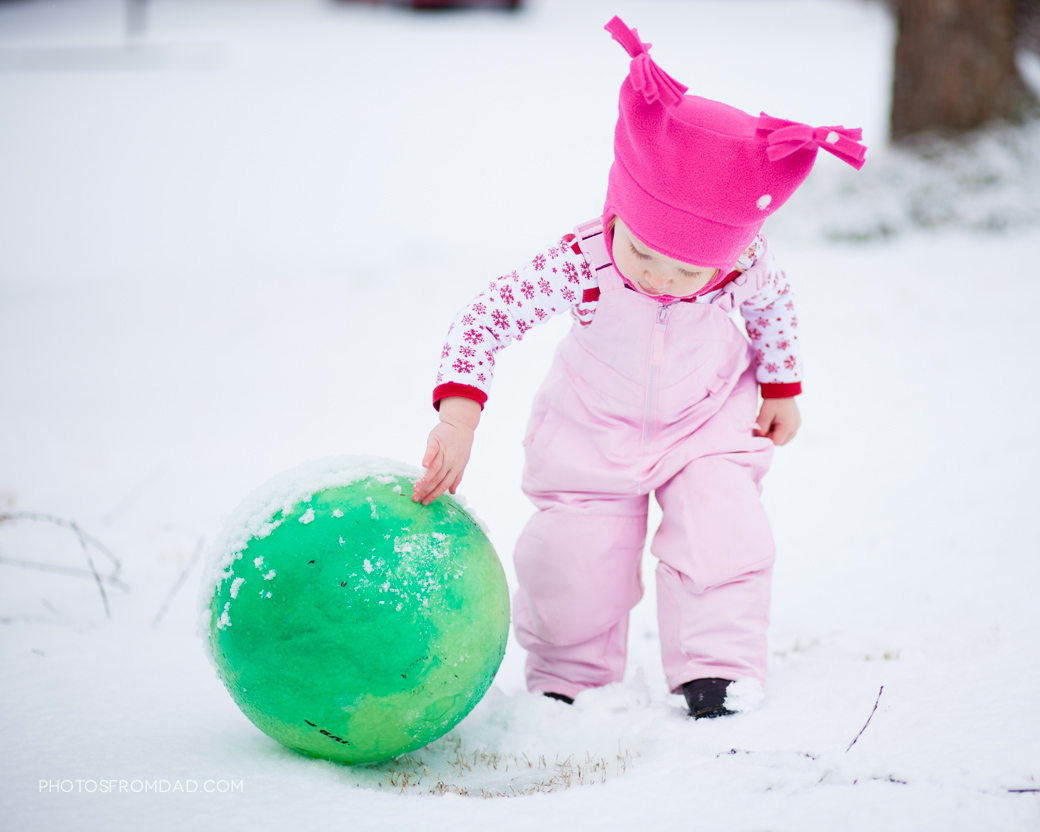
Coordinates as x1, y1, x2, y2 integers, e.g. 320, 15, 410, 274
637, 302, 674, 492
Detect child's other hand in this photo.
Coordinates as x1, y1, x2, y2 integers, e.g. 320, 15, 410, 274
413, 397, 481, 506
754, 397, 800, 446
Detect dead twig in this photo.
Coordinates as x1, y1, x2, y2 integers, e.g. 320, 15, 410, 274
0, 511, 122, 578
0, 556, 129, 589
152, 536, 205, 629
72, 519, 110, 619
0, 511, 125, 621
846, 685, 884, 753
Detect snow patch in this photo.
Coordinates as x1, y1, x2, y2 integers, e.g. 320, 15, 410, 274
756, 194, 772, 211
229, 577, 245, 599
299, 507, 315, 524
723, 678, 765, 714
777, 119, 1040, 240
573, 671, 652, 713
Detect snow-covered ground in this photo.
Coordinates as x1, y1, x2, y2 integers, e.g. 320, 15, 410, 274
1, 1, 1038, 829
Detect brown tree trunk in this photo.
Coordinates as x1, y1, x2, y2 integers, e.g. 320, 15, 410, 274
891, 0, 1035, 142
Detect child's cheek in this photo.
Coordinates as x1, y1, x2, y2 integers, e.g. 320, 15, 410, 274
612, 250, 635, 283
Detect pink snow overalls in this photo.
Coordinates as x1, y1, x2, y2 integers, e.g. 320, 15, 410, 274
512, 220, 777, 699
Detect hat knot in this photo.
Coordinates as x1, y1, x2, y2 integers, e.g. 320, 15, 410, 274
605, 16, 688, 108
756, 114, 867, 170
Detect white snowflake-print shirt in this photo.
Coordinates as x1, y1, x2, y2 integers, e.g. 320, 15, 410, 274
433, 232, 802, 409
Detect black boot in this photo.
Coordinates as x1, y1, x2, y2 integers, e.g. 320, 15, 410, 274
543, 691, 574, 705
682, 678, 734, 719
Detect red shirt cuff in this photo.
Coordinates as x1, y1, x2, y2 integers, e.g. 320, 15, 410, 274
433, 383, 488, 411
760, 381, 802, 399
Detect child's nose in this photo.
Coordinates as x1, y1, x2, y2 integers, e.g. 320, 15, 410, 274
644, 268, 670, 289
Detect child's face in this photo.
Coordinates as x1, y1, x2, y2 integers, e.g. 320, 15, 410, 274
611, 219, 718, 298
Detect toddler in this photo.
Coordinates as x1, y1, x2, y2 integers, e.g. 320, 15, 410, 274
413, 16, 865, 718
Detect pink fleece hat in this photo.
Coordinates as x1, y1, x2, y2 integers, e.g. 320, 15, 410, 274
603, 16, 867, 270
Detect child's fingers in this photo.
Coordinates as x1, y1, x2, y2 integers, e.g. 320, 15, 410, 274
421, 436, 442, 470
415, 471, 446, 503
448, 471, 464, 495
431, 459, 469, 504
754, 401, 799, 445
418, 441, 444, 483
414, 476, 443, 504
767, 421, 797, 446
419, 463, 455, 506
413, 448, 445, 501
422, 481, 449, 505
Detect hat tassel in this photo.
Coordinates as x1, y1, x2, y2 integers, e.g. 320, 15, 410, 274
757, 114, 867, 170
605, 16, 688, 108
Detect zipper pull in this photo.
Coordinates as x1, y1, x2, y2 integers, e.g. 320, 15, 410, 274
651, 303, 673, 367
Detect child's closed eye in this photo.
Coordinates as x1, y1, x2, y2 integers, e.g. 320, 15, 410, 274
629, 242, 653, 261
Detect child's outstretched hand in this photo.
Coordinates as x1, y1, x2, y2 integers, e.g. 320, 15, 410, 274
754, 397, 801, 446
413, 397, 482, 506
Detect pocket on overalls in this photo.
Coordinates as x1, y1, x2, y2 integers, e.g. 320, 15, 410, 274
522, 381, 559, 448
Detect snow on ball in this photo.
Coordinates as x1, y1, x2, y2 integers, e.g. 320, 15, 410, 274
200, 456, 510, 765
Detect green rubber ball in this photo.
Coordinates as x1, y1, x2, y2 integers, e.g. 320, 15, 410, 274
203, 458, 510, 764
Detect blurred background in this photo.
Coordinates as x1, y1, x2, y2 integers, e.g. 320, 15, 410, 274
2, 0, 1037, 626
1, 2, 1039, 824
0, 0, 1035, 661
0, 0, 1038, 669
0, 0, 895, 627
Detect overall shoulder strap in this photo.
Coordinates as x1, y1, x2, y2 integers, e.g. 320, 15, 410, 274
571, 218, 621, 290
710, 237, 773, 312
